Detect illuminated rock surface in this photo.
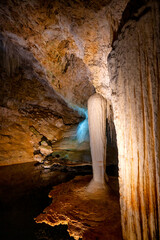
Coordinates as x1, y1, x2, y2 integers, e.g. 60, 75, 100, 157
36, 175, 122, 240
0, 0, 127, 165
0, 161, 92, 240
107, 1, 160, 239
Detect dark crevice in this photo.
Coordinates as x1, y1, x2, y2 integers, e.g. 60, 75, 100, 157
112, 0, 152, 45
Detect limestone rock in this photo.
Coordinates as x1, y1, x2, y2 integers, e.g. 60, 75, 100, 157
35, 175, 122, 240
34, 154, 44, 163
39, 145, 52, 156
0, 0, 129, 166
0, 0, 129, 107
107, 1, 160, 239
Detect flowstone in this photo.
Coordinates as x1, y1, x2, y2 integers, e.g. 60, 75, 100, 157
35, 175, 121, 240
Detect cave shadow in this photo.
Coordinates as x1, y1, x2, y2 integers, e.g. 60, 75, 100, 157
106, 117, 119, 178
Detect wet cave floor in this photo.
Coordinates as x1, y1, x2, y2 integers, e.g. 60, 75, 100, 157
0, 157, 121, 240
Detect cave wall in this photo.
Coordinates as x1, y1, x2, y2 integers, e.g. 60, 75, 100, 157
108, 0, 160, 239
0, 33, 81, 165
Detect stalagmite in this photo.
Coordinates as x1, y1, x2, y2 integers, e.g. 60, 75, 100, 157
87, 93, 108, 192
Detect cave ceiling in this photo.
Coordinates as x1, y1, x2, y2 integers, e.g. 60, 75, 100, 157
0, 0, 128, 107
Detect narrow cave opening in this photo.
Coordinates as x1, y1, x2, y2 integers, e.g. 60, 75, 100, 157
106, 102, 118, 178
106, 117, 118, 177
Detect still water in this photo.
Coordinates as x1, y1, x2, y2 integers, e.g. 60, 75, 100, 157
0, 162, 92, 240
0, 161, 118, 240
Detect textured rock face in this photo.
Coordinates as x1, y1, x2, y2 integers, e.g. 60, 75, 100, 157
0, 0, 95, 106
107, 1, 160, 239
0, 33, 81, 165
0, 0, 128, 165
36, 175, 122, 240
0, 0, 128, 106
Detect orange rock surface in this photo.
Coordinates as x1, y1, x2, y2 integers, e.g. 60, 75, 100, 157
36, 175, 122, 240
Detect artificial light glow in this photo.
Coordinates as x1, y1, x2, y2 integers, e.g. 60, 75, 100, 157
77, 118, 89, 143
68, 104, 89, 143
75, 107, 89, 143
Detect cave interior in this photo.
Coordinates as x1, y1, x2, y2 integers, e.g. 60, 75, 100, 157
0, 0, 160, 240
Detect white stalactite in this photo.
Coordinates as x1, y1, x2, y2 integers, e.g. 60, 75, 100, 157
87, 93, 108, 192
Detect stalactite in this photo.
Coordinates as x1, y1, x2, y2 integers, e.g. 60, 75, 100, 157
87, 93, 107, 192
0, 33, 21, 76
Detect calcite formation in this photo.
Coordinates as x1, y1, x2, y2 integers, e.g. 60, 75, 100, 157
36, 175, 122, 240
107, 1, 160, 239
87, 93, 108, 191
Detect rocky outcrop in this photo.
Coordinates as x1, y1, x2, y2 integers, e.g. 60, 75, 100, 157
108, 0, 160, 239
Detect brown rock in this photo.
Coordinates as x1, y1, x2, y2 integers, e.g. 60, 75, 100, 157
35, 175, 122, 240
107, 1, 160, 239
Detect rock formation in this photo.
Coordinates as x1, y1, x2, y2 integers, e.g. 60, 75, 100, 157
36, 175, 122, 240
0, 0, 128, 165
107, 1, 160, 239
0, 32, 82, 165
87, 93, 107, 192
